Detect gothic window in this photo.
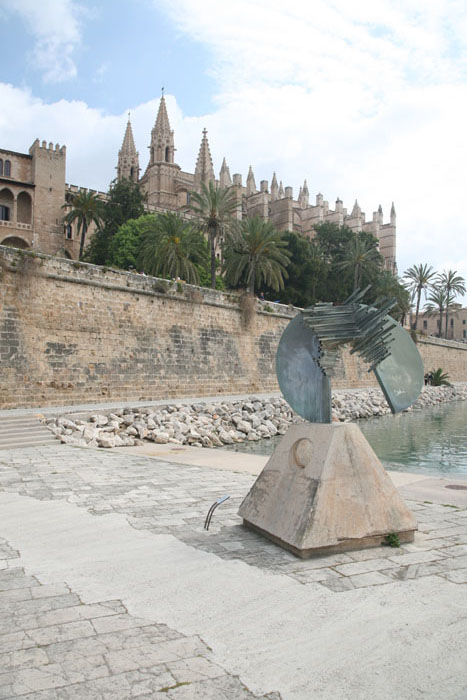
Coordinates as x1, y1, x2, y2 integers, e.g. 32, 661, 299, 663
450, 318, 454, 327
4, 160, 11, 177
17, 192, 32, 224
165, 146, 170, 162
423, 320, 427, 329
130, 166, 134, 179
186, 192, 190, 205
65, 224, 73, 239
0, 160, 3, 176
0, 205, 9, 221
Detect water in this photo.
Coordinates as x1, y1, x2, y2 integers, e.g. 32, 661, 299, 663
222, 400, 467, 478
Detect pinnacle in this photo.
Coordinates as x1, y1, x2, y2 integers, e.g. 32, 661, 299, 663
154, 94, 172, 134
195, 128, 215, 183
120, 118, 137, 156
219, 157, 232, 186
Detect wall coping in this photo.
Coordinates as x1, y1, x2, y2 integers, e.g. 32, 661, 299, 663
0, 245, 297, 320
417, 335, 467, 352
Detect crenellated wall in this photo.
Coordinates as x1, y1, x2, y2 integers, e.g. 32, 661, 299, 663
0, 246, 466, 409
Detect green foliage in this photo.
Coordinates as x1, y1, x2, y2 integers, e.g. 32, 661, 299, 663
312, 223, 383, 303
107, 215, 155, 270
138, 211, 209, 285
430, 368, 451, 386
384, 533, 401, 548
186, 182, 237, 288
223, 217, 291, 295
337, 233, 383, 291
270, 231, 325, 307
374, 271, 411, 324
84, 179, 146, 265
435, 270, 466, 338
403, 263, 436, 330
64, 190, 103, 260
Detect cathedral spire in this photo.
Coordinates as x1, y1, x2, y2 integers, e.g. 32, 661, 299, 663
299, 179, 309, 208
351, 199, 361, 217
194, 128, 215, 187
390, 202, 396, 225
246, 165, 256, 196
150, 94, 175, 164
219, 157, 232, 188
278, 181, 284, 199
271, 172, 278, 201
117, 115, 139, 183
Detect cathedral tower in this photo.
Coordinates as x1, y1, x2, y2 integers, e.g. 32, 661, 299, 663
139, 94, 181, 210
117, 116, 139, 183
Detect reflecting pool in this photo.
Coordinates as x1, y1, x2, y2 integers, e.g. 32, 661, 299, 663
222, 400, 467, 478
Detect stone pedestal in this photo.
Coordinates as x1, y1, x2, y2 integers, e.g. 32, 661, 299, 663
239, 423, 416, 558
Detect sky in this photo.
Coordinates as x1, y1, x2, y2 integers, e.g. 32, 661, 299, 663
1, 0, 467, 292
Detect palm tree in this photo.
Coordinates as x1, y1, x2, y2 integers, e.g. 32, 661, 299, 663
64, 190, 103, 260
337, 234, 382, 291
187, 182, 238, 288
423, 286, 448, 337
138, 212, 206, 285
223, 217, 291, 295
375, 271, 411, 324
435, 270, 466, 338
402, 263, 436, 331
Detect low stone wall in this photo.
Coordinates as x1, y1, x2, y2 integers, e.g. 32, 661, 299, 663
1, 246, 466, 409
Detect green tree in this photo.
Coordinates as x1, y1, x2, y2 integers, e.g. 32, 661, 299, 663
64, 190, 103, 260
85, 179, 146, 265
374, 271, 411, 324
403, 264, 436, 331
107, 214, 155, 270
139, 212, 208, 285
423, 286, 448, 337
430, 368, 451, 386
270, 232, 325, 307
223, 217, 291, 295
337, 233, 383, 291
187, 182, 237, 288
435, 269, 466, 338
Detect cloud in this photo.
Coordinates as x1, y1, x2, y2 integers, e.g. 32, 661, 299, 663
2, 0, 467, 293
152, 0, 467, 286
2, 0, 83, 82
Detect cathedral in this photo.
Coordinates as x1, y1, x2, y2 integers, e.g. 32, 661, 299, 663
0, 95, 396, 270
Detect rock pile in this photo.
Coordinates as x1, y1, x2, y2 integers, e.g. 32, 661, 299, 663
46, 398, 296, 449
46, 384, 467, 449
332, 383, 467, 421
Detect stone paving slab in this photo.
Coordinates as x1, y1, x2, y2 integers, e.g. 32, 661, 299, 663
0, 558, 279, 700
0, 445, 466, 593
0, 444, 467, 699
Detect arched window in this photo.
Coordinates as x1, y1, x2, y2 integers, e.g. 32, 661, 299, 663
65, 224, 73, 239
0, 188, 13, 222
4, 160, 11, 177
130, 166, 134, 179
0, 160, 3, 176
165, 146, 170, 162
17, 191, 32, 224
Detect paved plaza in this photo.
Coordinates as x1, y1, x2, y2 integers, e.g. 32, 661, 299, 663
1, 443, 467, 699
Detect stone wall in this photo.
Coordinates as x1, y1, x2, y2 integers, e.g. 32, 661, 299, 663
1, 246, 466, 410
